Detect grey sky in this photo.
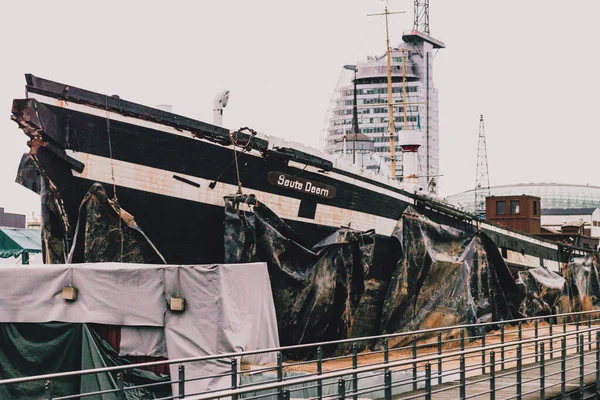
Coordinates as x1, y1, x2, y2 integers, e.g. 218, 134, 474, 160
1, 1, 599, 219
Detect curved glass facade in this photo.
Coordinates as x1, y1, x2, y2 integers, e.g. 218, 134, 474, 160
446, 183, 600, 213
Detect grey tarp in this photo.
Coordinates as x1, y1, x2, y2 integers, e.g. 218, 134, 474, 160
0, 263, 166, 326
223, 194, 374, 350
0, 263, 279, 396
380, 207, 522, 346
164, 263, 279, 396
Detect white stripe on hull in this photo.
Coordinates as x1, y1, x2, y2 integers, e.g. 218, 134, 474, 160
32, 92, 561, 262
30, 92, 415, 206
67, 151, 401, 237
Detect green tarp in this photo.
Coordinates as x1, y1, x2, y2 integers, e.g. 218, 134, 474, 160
0, 228, 41, 258
0, 323, 171, 399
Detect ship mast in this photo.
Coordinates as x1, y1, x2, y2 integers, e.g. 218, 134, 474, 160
369, 6, 405, 179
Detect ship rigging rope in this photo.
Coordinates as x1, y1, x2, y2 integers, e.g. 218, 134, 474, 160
229, 127, 257, 195
105, 96, 124, 262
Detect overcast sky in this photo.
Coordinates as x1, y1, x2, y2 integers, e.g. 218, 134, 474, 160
1, 1, 599, 219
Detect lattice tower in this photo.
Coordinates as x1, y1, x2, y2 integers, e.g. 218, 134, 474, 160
475, 114, 491, 216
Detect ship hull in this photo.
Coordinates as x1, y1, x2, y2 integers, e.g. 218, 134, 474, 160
10, 75, 581, 273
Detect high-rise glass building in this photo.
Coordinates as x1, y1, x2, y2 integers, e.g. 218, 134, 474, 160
323, 31, 444, 193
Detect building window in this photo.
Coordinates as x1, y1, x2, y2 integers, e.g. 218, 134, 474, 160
510, 200, 520, 215
533, 201, 538, 216
496, 201, 506, 215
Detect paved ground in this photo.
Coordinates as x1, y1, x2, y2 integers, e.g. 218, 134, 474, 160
395, 348, 598, 399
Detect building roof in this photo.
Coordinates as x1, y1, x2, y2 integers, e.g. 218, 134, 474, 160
541, 208, 598, 216
447, 183, 600, 213
0, 228, 42, 258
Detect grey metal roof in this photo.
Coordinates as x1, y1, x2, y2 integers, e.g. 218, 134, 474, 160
541, 208, 598, 216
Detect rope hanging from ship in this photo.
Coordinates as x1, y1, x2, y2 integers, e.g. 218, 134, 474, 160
105, 95, 125, 262
228, 127, 257, 195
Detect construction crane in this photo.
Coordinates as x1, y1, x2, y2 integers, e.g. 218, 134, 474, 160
475, 115, 491, 216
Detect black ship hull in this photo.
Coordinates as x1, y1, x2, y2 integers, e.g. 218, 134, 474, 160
10, 75, 584, 271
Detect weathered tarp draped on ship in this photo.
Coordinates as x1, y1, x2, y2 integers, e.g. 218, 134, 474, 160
563, 254, 600, 312
517, 267, 566, 317
0, 323, 169, 399
223, 195, 375, 347
380, 207, 522, 345
67, 183, 166, 264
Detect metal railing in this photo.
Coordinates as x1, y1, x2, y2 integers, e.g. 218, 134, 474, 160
2, 310, 600, 399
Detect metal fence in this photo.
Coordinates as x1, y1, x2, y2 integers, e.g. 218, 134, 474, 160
2, 310, 600, 399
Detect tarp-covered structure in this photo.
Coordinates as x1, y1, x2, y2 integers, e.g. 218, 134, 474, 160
0, 262, 280, 397
224, 194, 375, 350
380, 207, 525, 345
0, 227, 41, 259
562, 254, 600, 312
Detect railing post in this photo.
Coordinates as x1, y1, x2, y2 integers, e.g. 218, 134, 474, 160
588, 315, 592, 351
317, 346, 323, 400
549, 319, 554, 360
339, 378, 346, 400
576, 314, 580, 353
460, 329, 465, 351
412, 335, 417, 391
117, 372, 125, 400
437, 332, 442, 385
540, 342, 545, 400
425, 363, 431, 400
230, 359, 237, 400
283, 389, 290, 400
481, 329, 486, 375
501, 324, 505, 370
516, 345, 522, 400
534, 320, 539, 363
460, 355, 465, 400
352, 343, 358, 400
277, 351, 283, 400
490, 351, 495, 400
580, 334, 584, 398
518, 321, 522, 342
44, 380, 53, 400
561, 336, 566, 398
596, 332, 600, 398
179, 364, 186, 399
383, 338, 389, 371
384, 370, 392, 400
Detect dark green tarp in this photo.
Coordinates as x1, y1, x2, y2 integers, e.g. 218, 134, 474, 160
0, 323, 171, 399
0, 228, 41, 258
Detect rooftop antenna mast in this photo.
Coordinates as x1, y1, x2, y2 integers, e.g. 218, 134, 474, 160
475, 114, 491, 216
368, 3, 405, 179
413, 0, 430, 34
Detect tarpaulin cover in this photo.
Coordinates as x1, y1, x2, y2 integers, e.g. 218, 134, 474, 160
80, 325, 171, 399
67, 183, 166, 264
0, 323, 169, 399
0, 264, 166, 326
40, 179, 69, 264
0, 262, 279, 395
563, 254, 600, 311
0, 227, 41, 258
164, 263, 279, 396
380, 207, 522, 345
223, 194, 374, 348
0, 323, 82, 398
517, 267, 566, 317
